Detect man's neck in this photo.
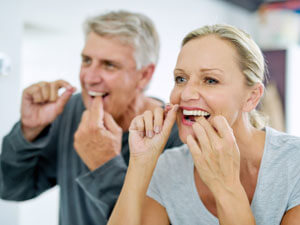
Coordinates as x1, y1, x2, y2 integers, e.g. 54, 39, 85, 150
116, 94, 163, 132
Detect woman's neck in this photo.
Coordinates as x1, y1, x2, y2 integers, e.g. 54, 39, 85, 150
232, 115, 266, 172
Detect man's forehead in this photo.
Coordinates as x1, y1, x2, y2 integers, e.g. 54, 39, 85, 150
83, 39, 134, 60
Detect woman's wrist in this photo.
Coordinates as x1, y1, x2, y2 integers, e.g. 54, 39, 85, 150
210, 180, 245, 201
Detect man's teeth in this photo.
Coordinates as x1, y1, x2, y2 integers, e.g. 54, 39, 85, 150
183, 109, 210, 117
88, 91, 106, 97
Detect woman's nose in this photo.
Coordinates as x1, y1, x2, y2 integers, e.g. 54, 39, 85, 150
181, 83, 200, 101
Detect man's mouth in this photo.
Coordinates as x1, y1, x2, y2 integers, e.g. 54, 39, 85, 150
182, 109, 211, 123
88, 91, 109, 99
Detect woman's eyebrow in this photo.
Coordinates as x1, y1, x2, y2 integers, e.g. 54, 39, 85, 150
174, 68, 184, 72
200, 68, 224, 73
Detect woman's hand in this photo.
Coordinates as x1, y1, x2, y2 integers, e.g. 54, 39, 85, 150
187, 115, 241, 195
129, 104, 178, 164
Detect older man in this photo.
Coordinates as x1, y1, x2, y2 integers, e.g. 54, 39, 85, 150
0, 10, 182, 225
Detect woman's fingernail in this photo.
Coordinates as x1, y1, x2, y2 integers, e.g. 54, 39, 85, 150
154, 126, 161, 134
147, 130, 154, 138
139, 131, 145, 138
172, 104, 179, 111
165, 103, 171, 110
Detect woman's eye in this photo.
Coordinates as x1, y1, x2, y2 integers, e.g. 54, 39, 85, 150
174, 76, 186, 84
204, 77, 218, 85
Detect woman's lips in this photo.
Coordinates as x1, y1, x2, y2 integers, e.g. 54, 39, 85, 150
180, 106, 211, 126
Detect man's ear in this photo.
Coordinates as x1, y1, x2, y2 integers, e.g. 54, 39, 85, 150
243, 83, 264, 112
137, 64, 155, 91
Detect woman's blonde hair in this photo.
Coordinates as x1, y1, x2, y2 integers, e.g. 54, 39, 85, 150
182, 24, 267, 129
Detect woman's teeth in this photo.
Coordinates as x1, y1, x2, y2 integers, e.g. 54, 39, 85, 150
183, 109, 210, 117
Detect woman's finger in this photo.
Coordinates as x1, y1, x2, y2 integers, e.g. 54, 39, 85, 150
187, 134, 202, 160
192, 122, 212, 153
143, 110, 154, 138
161, 104, 178, 138
195, 116, 222, 152
130, 115, 145, 138
153, 107, 164, 134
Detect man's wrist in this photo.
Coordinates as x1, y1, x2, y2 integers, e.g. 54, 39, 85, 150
21, 124, 47, 142
87, 152, 121, 171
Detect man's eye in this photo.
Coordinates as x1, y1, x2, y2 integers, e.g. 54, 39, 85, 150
174, 76, 186, 84
204, 77, 218, 85
82, 57, 92, 66
104, 61, 117, 70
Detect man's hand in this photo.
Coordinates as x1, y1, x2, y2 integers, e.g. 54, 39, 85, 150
21, 80, 76, 142
74, 96, 123, 171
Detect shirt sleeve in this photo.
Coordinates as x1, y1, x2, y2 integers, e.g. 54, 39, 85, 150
76, 155, 127, 217
0, 121, 58, 201
287, 176, 300, 211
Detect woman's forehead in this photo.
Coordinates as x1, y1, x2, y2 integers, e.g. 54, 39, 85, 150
176, 36, 240, 72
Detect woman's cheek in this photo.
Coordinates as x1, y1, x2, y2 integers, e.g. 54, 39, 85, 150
170, 87, 180, 105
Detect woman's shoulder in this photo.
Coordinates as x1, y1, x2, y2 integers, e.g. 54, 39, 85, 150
266, 127, 300, 152
265, 127, 300, 171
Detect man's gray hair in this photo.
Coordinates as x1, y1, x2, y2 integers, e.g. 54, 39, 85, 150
83, 10, 160, 70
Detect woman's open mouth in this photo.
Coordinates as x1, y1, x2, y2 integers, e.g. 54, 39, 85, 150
181, 108, 210, 126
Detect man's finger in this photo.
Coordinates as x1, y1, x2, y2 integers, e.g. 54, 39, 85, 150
32, 88, 43, 103
56, 87, 75, 114
104, 112, 122, 136
50, 80, 73, 102
39, 82, 50, 102
90, 96, 104, 128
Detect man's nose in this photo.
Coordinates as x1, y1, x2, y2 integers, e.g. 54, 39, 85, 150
83, 66, 102, 84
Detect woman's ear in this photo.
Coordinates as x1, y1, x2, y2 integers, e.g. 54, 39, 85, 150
243, 83, 264, 112
137, 64, 155, 91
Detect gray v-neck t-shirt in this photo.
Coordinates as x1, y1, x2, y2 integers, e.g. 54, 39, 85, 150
147, 127, 300, 225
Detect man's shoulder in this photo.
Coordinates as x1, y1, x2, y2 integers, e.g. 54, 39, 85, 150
165, 123, 183, 149
62, 93, 85, 115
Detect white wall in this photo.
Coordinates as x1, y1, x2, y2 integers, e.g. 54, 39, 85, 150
286, 46, 300, 136
3, 0, 255, 224
21, 0, 255, 101
0, 0, 22, 224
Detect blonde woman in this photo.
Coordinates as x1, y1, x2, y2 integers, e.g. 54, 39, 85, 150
108, 24, 300, 225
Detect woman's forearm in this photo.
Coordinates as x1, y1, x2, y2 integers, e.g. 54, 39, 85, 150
213, 183, 256, 225
108, 158, 158, 225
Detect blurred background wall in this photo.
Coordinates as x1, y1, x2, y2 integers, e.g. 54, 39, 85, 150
0, 0, 22, 224
1, 0, 300, 224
